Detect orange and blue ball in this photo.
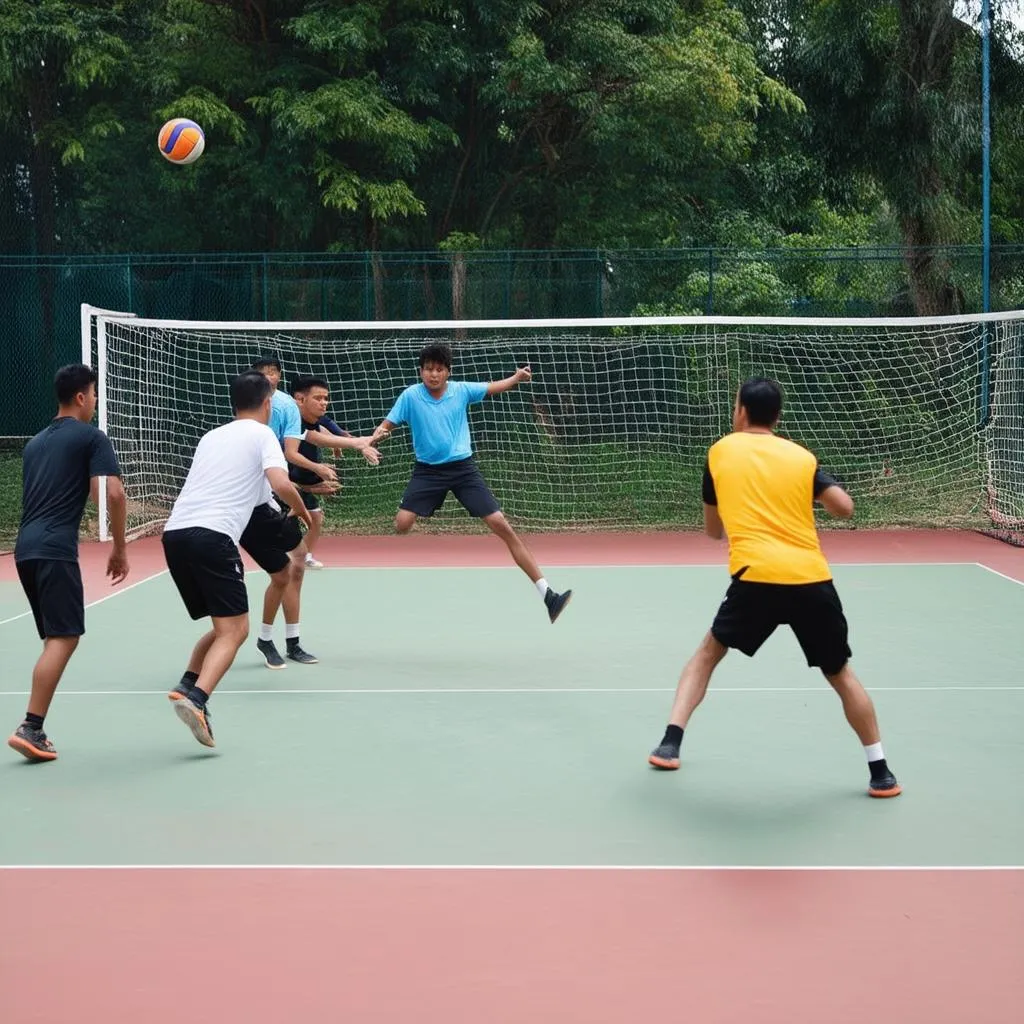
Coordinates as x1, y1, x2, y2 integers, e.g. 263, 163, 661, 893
157, 118, 205, 165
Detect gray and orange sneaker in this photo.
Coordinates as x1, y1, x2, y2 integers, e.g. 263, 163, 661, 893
167, 677, 194, 703
173, 697, 215, 748
8, 723, 58, 763
648, 743, 680, 770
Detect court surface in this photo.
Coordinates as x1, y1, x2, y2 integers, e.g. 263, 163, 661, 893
1, 530, 1022, 1023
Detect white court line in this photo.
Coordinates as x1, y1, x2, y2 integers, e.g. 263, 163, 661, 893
0, 864, 1020, 872
305, 561, 984, 572
0, 569, 169, 628
974, 562, 1024, 588
0, 684, 1020, 697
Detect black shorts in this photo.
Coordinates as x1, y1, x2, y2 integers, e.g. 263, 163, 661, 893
239, 501, 304, 574
163, 527, 248, 621
400, 458, 501, 519
710, 579, 852, 676
300, 490, 321, 513
16, 559, 85, 639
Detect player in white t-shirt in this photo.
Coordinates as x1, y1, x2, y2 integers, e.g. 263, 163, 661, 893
161, 371, 312, 748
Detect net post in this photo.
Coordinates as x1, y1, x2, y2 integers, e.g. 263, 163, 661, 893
96, 317, 109, 543
80, 303, 93, 365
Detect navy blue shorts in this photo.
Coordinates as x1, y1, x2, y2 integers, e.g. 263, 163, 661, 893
400, 458, 501, 519
17, 559, 85, 639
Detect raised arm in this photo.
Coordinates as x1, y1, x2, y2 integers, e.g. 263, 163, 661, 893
303, 428, 381, 465
282, 436, 339, 480
486, 365, 532, 396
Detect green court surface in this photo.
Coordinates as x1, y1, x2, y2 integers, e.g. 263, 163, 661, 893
0, 563, 1022, 867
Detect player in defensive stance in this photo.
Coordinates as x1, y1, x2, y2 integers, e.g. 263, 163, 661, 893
162, 371, 312, 748
370, 343, 572, 624
647, 377, 901, 798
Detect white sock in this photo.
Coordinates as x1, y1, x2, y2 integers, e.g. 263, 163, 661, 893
285, 623, 300, 641
259, 623, 274, 642
864, 742, 884, 763
535, 577, 550, 598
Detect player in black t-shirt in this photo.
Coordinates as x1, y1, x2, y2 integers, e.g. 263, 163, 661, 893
8, 364, 129, 763
289, 374, 370, 569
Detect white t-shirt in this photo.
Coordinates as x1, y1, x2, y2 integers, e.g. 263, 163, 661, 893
165, 418, 287, 544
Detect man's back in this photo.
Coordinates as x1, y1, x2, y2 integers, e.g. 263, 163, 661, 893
16, 418, 121, 562
165, 418, 286, 544
706, 431, 830, 585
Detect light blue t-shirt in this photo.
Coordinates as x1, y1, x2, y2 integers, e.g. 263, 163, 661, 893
269, 389, 303, 446
386, 381, 488, 465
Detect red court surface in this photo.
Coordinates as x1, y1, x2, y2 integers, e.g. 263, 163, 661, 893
2, 868, 1022, 1023
3, 527, 1021, 597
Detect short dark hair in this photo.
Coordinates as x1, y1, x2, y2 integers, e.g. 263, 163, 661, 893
738, 377, 783, 427
290, 374, 330, 396
252, 355, 282, 373
55, 363, 98, 405
419, 343, 452, 370
231, 370, 274, 413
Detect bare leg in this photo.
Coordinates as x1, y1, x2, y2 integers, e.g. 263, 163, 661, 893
482, 511, 543, 581
193, 615, 250, 697
185, 630, 217, 676
395, 509, 418, 534
305, 509, 323, 557
281, 545, 307, 627
649, 632, 727, 769
824, 663, 881, 745
667, 632, 728, 728
261, 567, 290, 627
26, 637, 80, 718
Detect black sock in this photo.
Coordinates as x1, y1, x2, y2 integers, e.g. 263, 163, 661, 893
24, 712, 44, 731
188, 687, 209, 708
661, 724, 684, 749
180, 670, 199, 686
868, 757, 891, 781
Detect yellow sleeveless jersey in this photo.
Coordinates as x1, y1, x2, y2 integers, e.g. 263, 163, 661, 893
704, 431, 833, 584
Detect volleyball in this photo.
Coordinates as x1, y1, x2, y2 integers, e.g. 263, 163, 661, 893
157, 118, 205, 165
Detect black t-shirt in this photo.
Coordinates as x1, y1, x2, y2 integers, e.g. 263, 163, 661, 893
15, 417, 122, 562
290, 415, 348, 487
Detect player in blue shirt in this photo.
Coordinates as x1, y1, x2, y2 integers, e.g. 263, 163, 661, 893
370, 343, 572, 623
246, 358, 380, 668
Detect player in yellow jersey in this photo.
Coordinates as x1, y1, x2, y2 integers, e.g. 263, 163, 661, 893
648, 378, 901, 798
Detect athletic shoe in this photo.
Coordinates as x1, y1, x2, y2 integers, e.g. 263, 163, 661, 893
173, 697, 215, 748
648, 743, 680, 770
7, 724, 58, 763
305, 556, 324, 570
544, 588, 573, 624
257, 638, 287, 670
286, 643, 319, 665
868, 772, 902, 798
167, 679, 193, 702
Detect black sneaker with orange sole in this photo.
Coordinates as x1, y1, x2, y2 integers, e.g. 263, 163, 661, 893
868, 773, 902, 798
8, 723, 58, 763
